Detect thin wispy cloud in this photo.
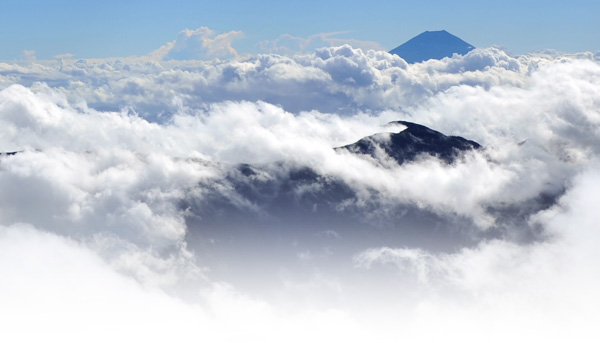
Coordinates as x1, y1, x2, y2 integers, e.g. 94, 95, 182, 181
258, 31, 384, 55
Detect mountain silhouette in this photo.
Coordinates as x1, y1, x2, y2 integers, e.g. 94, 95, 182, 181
390, 30, 475, 63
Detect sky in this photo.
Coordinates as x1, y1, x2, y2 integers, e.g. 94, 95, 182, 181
2, 2, 600, 343
1, 0, 599, 60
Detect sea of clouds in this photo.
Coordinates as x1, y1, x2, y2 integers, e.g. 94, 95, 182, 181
1, 36, 600, 342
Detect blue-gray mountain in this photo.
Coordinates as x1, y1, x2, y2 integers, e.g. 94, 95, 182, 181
390, 30, 475, 63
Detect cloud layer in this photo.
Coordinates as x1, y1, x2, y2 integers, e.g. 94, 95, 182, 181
2, 44, 556, 117
1, 41, 600, 342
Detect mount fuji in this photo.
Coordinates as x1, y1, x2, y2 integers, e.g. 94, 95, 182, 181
390, 30, 475, 63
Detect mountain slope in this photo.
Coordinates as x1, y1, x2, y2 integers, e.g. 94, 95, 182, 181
390, 30, 475, 63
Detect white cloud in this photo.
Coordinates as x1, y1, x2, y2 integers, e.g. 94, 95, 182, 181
2, 52, 600, 227
150, 27, 244, 61
259, 32, 384, 56
354, 165, 600, 341
0, 224, 376, 343
2, 44, 551, 117
1, 41, 600, 341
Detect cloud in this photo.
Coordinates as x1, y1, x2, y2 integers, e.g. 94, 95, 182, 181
150, 27, 244, 61
0, 223, 376, 343
2, 52, 600, 229
353, 165, 600, 341
2, 50, 600, 223
1, 44, 551, 116
21, 50, 37, 65
1, 43, 600, 341
259, 32, 384, 55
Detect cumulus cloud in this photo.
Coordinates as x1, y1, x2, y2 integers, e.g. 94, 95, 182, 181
150, 27, 244, 61
1, 40, 600, 341
2, 49, 600, 233
3, 44, 546, 117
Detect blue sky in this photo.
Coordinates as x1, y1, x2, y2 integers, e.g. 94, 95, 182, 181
1, 0, 599, 60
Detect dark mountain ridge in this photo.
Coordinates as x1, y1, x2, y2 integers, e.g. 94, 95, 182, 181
337, 121, 481, 165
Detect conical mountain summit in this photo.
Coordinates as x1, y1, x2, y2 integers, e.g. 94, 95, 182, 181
389, 30, 475, 63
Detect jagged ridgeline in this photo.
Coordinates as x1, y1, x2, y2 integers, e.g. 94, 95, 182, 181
336, 121, 481, 165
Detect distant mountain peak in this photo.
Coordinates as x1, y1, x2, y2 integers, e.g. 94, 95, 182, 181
389, 30, 475, 63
